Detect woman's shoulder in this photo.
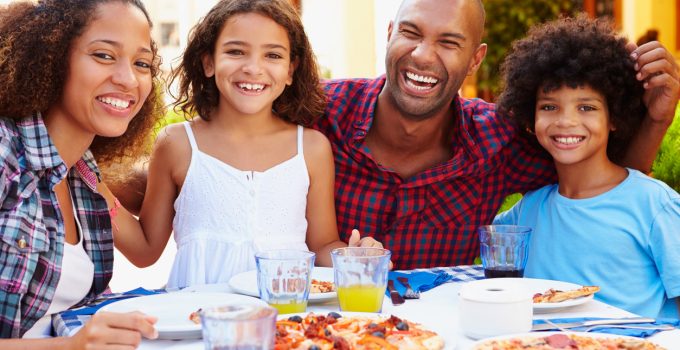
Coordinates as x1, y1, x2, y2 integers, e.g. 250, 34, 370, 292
0, 118, 21, 162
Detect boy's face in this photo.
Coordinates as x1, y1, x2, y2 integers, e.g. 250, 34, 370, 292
534, 85, 614, 167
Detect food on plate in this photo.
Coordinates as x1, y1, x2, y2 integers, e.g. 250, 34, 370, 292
189, 308, 202, 324
274, 312, 444, 350
310, 279, 335, 293
533, 286, 600, 303
473, 333, 666, 350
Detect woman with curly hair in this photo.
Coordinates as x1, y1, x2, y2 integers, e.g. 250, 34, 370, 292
0, 0, 163, 346
116, 0, 383, 290
494, 15, 680, 318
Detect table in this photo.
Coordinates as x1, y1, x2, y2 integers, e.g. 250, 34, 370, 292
133, 281, 680, 349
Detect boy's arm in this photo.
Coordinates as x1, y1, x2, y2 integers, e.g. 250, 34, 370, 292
621, 41, 679, 172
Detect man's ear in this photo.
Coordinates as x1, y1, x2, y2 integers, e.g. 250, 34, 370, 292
466, 43, 487, 76
202, 53, 215, 78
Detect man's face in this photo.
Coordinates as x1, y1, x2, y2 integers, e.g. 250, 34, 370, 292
383, 0, 485, 120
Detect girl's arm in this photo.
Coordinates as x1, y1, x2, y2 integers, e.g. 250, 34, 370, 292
105, 124, 184, 267
303, 129, 346, 267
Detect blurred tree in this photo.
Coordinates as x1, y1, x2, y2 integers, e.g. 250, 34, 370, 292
652, 104, 680, 191
477, 0, 579, 101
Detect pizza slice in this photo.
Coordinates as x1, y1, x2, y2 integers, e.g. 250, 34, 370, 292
310, 279, 335, 293
533, 285, 600, 303
189, 308, 202, 324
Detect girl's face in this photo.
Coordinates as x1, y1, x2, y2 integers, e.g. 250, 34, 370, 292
48, 1, 153, 138
534, 85, 614, 167
202, 12, 295, 117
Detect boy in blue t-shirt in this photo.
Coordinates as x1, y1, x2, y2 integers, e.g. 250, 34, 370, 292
494, 16, 680, 318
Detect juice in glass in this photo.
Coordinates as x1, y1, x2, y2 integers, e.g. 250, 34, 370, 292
268, 300, 307, 314
337, 284, 385, 312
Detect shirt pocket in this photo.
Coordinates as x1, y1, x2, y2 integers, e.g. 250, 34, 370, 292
0, 210, 50, 294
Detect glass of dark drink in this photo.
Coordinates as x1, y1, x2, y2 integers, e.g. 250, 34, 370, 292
478, 225, 532, 278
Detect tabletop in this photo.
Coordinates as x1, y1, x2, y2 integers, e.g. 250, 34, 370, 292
55, 265, 680, 349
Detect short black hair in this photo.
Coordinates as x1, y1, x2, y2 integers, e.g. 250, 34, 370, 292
497, 15, 646, 163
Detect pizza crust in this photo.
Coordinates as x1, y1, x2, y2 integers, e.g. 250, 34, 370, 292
533, 286, 600, 303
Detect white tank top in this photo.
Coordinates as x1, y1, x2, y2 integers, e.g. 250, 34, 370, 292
167, 122, 310, 289
23, 200, 95, 338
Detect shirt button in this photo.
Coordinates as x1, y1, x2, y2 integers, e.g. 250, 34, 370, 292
17, 237, 27, 249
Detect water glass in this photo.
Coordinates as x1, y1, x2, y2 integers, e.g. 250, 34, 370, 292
200, 304, 277, 350
331, 247, 391, 312
478, 225, 532, 278
255, 249, 315, 314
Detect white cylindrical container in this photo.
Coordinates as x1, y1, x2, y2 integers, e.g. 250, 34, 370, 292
458, 278, 533, 339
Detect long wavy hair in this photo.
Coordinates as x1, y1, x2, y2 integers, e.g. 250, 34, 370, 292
0, 0, 164, 168
169, 0, 326, 126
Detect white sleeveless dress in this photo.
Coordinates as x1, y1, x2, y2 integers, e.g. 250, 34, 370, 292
167, 122, 310, 289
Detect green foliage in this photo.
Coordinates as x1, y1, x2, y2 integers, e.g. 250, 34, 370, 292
478, 0, 578, 97
652, 104, 680, 191
498, 192, 523, 214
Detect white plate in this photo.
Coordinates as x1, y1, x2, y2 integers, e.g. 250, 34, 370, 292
97, 292, 267, 340
466, 331, 660, 350
518, 278, 595, 313
228, 267, 337, 302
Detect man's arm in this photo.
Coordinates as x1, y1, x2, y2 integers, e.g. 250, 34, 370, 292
621, 41, 679, 172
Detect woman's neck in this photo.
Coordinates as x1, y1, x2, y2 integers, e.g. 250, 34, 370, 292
555, 157, 628, 199
42, 112, 94, 169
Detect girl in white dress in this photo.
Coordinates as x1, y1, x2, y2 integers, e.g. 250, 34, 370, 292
118, 0, 382, 289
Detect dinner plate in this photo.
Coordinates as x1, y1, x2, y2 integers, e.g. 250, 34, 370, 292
228, 267, 337, 302
98, 292, 267, 340
465, 331, 661, 350
519, 278, 595, 313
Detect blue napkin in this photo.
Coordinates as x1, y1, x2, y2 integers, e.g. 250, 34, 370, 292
386, 270, 454, 296
61, 287, 164, 317
532, 317, 680, 338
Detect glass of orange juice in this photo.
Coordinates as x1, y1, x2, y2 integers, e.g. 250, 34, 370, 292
331, 247, 391, 312
255, 250, 315, 314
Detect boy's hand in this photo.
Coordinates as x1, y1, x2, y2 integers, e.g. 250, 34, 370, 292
627, 41, 680, 126
348, 229, 394, 269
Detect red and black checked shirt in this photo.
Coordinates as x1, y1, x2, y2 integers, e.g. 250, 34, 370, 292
315, 77, 555, 269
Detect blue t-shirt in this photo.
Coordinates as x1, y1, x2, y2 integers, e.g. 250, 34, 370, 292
494, 169, 680, 318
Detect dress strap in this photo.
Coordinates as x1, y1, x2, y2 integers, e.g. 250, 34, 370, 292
296, 125, 304, 154
183, 122, 199, 151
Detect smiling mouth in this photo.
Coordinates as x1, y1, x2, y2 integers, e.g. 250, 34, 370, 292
97, 96, 132, 109
237, 82, 266, 92
553, 136, 585, 145
404, 71, 439, 91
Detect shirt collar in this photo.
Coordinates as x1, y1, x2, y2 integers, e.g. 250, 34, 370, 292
17, 113, 100, 190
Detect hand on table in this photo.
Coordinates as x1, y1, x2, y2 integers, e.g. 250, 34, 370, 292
627, 41, 680, 125
348, 229, 394, 269
68, 311, 157, 350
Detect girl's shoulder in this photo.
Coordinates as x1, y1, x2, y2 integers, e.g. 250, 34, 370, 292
301, 127, 331, 157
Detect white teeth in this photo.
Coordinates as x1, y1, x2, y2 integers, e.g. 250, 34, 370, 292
406, 71, 438, 84
238, 83, 265, 91
98, 97, 131, 109
555, 136, 584, 145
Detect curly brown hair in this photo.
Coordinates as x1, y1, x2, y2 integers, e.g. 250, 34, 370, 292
497, 15, 646, 163
0, 0, 164, 168
170, 0, 326, 126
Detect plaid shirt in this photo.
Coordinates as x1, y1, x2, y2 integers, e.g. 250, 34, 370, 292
315, 77, 554, 269
0, 114, 113, 338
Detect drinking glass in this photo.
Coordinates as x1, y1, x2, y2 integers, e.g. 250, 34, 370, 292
478, 225, 532, 278
200, 304, 277, 350
331, 247, 391, 312
255, 249, 315, 314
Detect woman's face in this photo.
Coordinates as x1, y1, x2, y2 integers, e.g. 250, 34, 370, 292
48, 1, 153, 138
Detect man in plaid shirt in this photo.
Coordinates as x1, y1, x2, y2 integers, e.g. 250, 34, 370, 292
313, 0, 679, 269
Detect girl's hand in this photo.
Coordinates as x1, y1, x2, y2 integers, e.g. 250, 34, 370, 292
68, 311, 158, 350
348, 229, 394, 269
